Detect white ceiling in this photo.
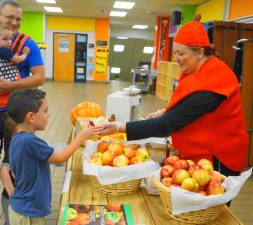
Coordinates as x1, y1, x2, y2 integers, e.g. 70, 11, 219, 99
18, 0, 207, 39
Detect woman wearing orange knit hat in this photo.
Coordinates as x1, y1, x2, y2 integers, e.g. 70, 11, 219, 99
100, 20, 248, 177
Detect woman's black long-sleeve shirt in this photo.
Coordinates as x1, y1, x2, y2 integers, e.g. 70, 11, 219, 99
126, 91, 226, 140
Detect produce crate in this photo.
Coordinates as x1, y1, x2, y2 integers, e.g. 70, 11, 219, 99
152, 176, 224, 224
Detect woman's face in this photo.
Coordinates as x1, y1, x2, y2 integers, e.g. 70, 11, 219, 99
173, 43, 204, 74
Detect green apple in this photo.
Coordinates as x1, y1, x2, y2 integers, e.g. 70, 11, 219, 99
67, 208, 78, 221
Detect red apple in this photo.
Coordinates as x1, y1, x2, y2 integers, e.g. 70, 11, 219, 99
123, 146, 136, 159
192, 169, 210, 187
108, 141, 124, 157
181, 177, 200, 192
102, 151, 114, 165
172, 169, 190, 185
188, 164, 202, 176
161, 177, 172, 187
187, 159, 195, 166
129, 156, 143, 165
164, 156, 180, 166
135, 147, 150, 161
113, 155, 129, 167
209, 171, 224, 183
160, 165, 175, 178
197, 159, 214, 172
174, 159, 189, 170
206, 181, 225, 195
97, 140, 109, 153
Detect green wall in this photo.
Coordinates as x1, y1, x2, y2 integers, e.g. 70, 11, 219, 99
20, 12, 44, 42
109, 38, 154, 81
182, 5, 196, 24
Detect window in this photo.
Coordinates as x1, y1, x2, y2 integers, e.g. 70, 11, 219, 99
143, 47, 154, 54
111, 67, 121, 74
114, 45, 125, 52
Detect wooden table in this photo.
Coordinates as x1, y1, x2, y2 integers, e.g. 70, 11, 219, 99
57, 146, 244, 225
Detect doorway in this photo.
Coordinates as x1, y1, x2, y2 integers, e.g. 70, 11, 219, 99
53, 32, 87, 82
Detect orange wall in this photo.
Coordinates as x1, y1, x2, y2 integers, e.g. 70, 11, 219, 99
94, 18, 110, 81
229, 0, 253, 20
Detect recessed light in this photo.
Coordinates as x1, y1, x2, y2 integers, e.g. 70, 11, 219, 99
117, 37, 129, 39
44, 6, 63, 13
110, 11, 127, 17
114, 45, 125, 52
143, 47, 154, 54
113, 1, 135, 9
132, 25, 148, 29
36, 0, 56, 3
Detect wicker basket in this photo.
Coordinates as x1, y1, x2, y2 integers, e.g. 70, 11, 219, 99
152, 176, 224, 224
89, 176, 141, 195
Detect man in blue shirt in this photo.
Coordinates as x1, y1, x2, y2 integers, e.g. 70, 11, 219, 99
0, 1, 45, 224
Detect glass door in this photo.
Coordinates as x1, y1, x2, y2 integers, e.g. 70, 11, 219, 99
75, 34, 88, 82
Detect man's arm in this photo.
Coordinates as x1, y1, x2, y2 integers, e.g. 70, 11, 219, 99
0, 65, 45, 92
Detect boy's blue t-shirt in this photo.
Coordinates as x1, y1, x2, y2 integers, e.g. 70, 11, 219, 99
9, 132, 54, 217
0, 47, 15, 60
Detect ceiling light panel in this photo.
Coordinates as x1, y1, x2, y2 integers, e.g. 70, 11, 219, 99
44, 6, 63, 13
132, 25, 148, 29
110, 11, 127, 17
113, 1, 135, 9
36, 0, 56, 3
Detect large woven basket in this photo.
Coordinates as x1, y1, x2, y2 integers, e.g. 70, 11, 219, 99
89, 176, 141, 195
152, 176, 224, 224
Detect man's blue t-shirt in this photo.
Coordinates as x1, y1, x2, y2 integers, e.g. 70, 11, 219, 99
9, 132, 54, 217
12, 33, 44, 78
0, 47, 15, 60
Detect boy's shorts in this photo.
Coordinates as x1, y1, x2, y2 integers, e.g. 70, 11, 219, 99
8, 206, 46, 225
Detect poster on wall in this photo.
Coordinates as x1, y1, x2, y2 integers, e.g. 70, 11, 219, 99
87, 57, 94, 77
59, 39, 69, 52
95, 46, 108, 76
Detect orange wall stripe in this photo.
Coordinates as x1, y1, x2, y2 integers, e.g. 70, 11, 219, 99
94, 18, 110, 81
229, 0, 253, 20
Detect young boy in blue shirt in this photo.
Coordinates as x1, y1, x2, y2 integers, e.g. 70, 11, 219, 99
6, 89, 103, 225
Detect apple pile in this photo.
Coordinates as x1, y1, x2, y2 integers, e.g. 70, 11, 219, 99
90, 140, 150, 167
160, 156, 226, 196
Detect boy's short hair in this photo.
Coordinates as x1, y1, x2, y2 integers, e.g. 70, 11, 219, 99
7, 89, 46, 123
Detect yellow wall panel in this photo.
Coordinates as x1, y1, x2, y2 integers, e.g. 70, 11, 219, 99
196, 0, 225, 22
47, 16, 95, 31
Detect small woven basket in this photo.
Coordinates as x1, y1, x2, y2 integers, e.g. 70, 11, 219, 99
89, 176, 141, 195
152, 176, 224, 224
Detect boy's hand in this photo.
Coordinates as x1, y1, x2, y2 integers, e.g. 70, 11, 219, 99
77, 125, 104, 142
22, 47, 30, 55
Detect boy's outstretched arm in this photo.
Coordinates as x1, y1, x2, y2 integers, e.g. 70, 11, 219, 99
48, 125, 104, 164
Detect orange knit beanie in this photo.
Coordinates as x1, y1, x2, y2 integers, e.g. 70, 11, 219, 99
174, 21, 210, 47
